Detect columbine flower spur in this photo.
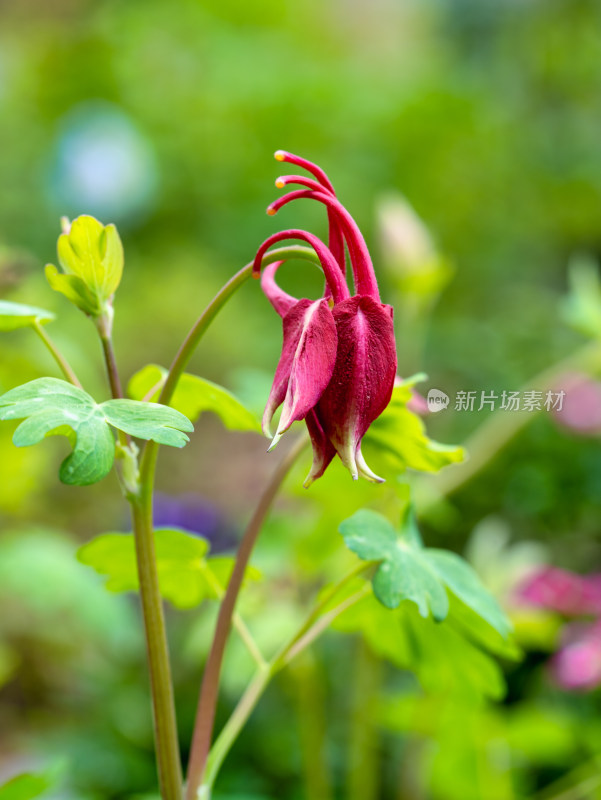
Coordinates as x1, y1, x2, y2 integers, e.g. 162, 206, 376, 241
253, 151, 397, 485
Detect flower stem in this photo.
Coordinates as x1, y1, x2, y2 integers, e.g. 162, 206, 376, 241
131, 493, 183, 800
201, 563, 267, 669
95, 315, 182, 799
32, 321, 82, 388
99, 332, 124, 399
289, 654, 333, 800
200, 581, 371, 795
158, 246, 320, 411
185, 435, 308, 800
346, 639, 381, 800
119, 246, 317, 800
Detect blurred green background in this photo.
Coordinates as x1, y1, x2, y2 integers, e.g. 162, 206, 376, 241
2, 1, 601, 798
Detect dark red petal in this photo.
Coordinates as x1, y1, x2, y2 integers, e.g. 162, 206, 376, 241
260, 260, 297, 318
263, 298, 338, 446
303, 408, 336, 487
318, 296, 397, 480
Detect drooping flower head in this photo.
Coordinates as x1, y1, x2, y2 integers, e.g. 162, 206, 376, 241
253, 151, 397, 485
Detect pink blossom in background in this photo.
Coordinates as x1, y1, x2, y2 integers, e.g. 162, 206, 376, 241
552, 373, 601, 434
551, 621, 601, 691
517, 566, 601, 691
517, 566, 601, 617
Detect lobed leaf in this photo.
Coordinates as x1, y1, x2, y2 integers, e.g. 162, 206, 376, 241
0, 300, 55, 332
339, 508, 511, 639
333, 588, 511, 701
102, 399, 193, 447
128, 364, 261, 432
45, 265, 101, 316
77, 527, 260, 609
340, 509, 448, 619
0, 378, 193, 486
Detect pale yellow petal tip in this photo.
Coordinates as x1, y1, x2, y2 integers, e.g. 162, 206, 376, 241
275, 178, 285, 189
355, 449, 385, 483
274, 150, 286, 162
267, 432, 283, 452
60, 216, 71, 235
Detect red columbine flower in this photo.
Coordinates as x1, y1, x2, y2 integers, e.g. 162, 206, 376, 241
253, 151, 397, 485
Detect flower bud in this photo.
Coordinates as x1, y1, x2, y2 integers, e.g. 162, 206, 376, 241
45, 214, 124, 318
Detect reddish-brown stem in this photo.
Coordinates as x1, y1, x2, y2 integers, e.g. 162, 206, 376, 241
185, 436, 308, 799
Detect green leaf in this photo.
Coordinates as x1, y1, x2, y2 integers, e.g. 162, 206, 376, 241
128, 364, 261, 432
0, 300, 55, 331
363, 382, 464, 476
0, 773, 52, 800
0, 379, 115, 485
102, 399, 194, 447
339, 509, 448, 619
339, 508, 512, 640
47, 215, 124, 316
426, 549, 512, 638
334, 591, 507, 701
0, 378, 193, 485
45, 264, 101, 316
77, 528, 260, 609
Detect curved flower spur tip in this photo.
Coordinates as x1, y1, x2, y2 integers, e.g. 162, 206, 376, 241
274, 150, 336, 194
318, 295, 397, 481
272, 166, 346, 293
275, 174, 334, 195
267, 189, 380, 301
263, 297, 338, 448
270, 176, 346, 291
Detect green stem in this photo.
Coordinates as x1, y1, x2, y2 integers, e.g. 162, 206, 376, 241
346, 639, 381, 800
32, 321, 82, 388
275, 560, 374, 665
200, 579, 372, 795
199, 664, 273, 800
95, 313, 181, 798
109, 245, 317, 799
99, 333, 124, 399
185, 435, 309, 800
131, 494, 184, 800
159, 246, 319, 413
289, 653, 333, 800
201, 564, 267, 669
